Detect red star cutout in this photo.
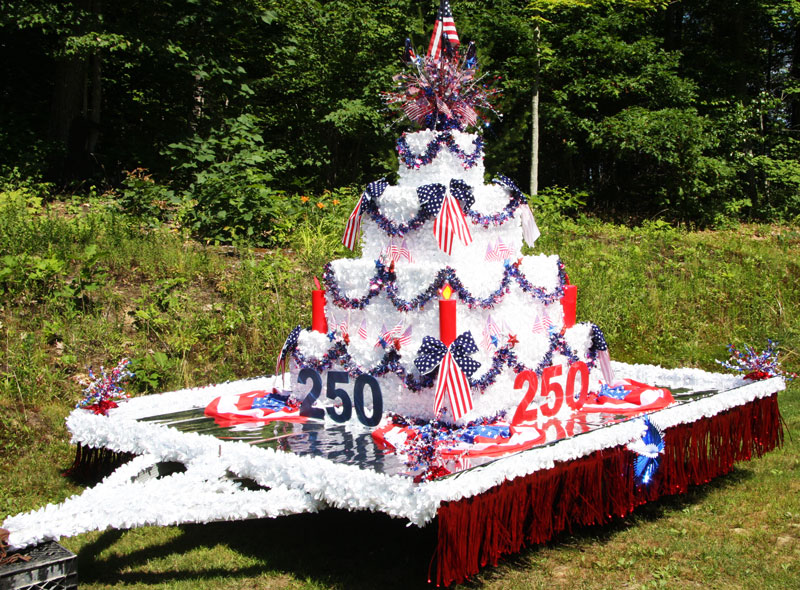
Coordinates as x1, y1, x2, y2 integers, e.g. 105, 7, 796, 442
507, 334, 518, 347
343, 333, 350, 345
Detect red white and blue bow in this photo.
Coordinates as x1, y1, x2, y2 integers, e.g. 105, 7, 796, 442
417, 182, 473, 255
342, 179, 388, 250
415, 331, 481, 420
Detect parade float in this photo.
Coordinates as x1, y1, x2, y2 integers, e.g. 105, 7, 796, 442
1, 4, 787, 587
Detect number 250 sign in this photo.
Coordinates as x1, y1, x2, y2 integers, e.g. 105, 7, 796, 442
511, 362, 589, 425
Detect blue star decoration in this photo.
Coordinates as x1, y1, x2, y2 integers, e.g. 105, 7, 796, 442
627, 417, 665, 485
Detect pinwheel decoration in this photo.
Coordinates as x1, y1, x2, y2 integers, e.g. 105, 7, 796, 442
627, 417, 665, 485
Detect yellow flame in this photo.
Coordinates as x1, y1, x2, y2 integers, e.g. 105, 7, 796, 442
441, 283, 453, 300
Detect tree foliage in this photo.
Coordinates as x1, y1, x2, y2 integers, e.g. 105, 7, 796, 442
1, 0, 799, 229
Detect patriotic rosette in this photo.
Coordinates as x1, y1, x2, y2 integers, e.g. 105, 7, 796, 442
415, 331, 481, 420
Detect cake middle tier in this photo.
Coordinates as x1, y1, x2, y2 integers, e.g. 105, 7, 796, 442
322, 255, 567, 375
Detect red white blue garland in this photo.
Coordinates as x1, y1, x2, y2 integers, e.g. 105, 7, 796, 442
289, 325, 597, 394
323, 258, 567, 312
396, 131, 484, 169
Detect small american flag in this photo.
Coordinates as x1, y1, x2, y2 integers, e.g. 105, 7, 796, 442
481, 314, 503, 350
342, 194, 365, 250
484, 238, 514, 261
358, 318, 368, 340
404, 98, 434, 125
384, 237, 413, 263
275, 325, 301, 376
531, 312, 553, 334
427, 0, 460, 61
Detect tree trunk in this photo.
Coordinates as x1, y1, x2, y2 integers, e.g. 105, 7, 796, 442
87, 50, 102, 155
791, 22, 800, 131
49, 57, 86, 147
530, 23, 541, 196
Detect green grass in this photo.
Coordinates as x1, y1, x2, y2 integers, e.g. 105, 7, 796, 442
1, 197, 798, 588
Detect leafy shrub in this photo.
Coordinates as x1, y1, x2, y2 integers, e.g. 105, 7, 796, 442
118, 168, 181, 223
165, 114, 293, 246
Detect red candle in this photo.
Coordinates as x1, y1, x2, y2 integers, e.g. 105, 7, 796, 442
439, 283, 456, 346
562, 283, 577, 329
312, 276, 328, 333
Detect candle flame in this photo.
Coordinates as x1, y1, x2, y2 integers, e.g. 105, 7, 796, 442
441, 283, 453, 300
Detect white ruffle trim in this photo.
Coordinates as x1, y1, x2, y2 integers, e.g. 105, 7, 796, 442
2, 366, 784, 549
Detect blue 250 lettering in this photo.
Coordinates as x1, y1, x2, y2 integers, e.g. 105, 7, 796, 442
297, 369, 383, 427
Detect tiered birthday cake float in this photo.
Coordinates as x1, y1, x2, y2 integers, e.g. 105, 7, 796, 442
2, 5, 786, 587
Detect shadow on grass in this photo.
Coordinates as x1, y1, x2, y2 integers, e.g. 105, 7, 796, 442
71, 466, 755, 589
75, 508, 436, 589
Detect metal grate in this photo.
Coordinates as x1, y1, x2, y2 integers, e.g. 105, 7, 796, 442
0, 542, 77, 590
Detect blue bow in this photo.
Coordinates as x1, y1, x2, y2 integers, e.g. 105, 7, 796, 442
414, 331, 481, 378
492, 175, 527, 204
417, 183, 447, 217
360, 178, 388, 213
417, 181, 474, 218
449, 179, 475, 211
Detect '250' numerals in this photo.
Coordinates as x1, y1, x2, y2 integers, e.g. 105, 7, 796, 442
511, 362, 589, 425
297, 368, 383, 427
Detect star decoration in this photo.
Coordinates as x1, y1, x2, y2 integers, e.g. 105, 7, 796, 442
507, 334, 518, 348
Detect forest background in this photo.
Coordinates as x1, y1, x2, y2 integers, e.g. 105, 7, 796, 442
2, 0, 800, 237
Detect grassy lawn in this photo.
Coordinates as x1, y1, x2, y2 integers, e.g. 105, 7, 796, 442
1, 197, 798, 588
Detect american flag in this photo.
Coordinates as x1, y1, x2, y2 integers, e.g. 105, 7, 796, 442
331, 312, 349, 340
434, 191, 472, 255
433, 349, 473, 419
376, 323, 412, 349
275, 325, 301, 376
427, 0, 460, 61
481, 314, 503, 350
358, 318, 368, 340
342, 194, 365, 250
404, 98, 434, 125
531, 312, 553, 334
484, 238, 514, 261
384, 237, 413, 263
342, 179, 387, 250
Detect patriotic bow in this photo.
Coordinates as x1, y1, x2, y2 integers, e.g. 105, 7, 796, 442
342, 179, 388, 250
493, 175, 540, 247
449, 179, 475, 211
275, 325, 302, 377
415, 331, 481, 420
417, 183, 473, 255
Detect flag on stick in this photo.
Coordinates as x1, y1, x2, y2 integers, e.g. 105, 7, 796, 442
427, 0, 460, 61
